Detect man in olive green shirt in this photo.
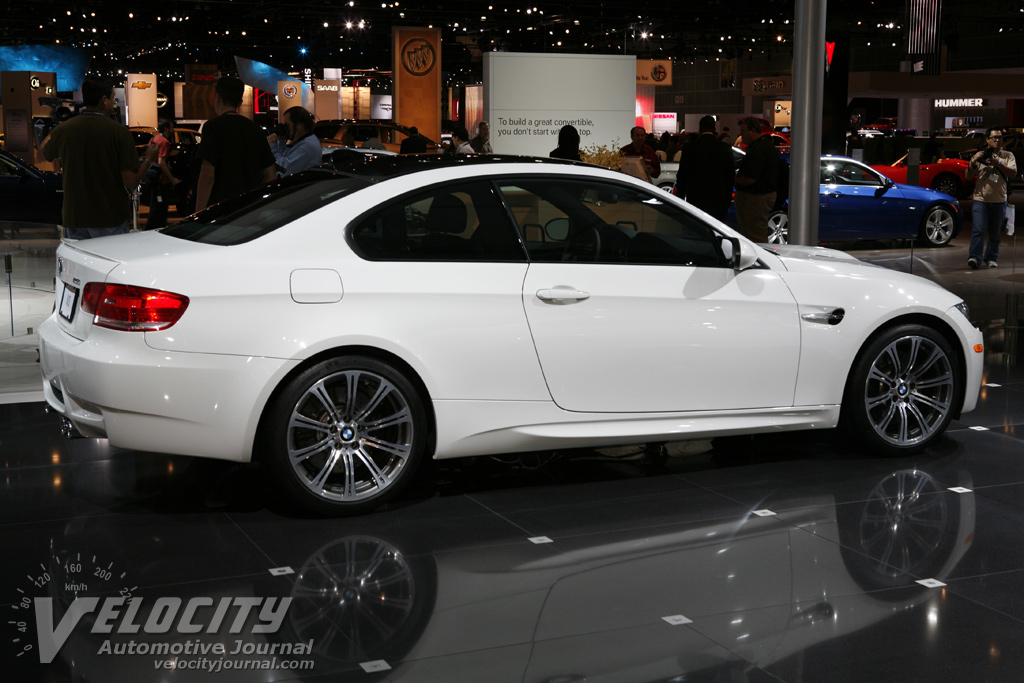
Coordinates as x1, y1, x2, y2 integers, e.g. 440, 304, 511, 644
42, 77, 157, 239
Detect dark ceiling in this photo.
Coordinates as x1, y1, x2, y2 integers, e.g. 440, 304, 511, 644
1, 1, 1019, 86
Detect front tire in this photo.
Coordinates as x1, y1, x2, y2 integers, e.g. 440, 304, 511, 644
265, 356, 427, 516
919, 205, 956, 247
842, 324, 961, 455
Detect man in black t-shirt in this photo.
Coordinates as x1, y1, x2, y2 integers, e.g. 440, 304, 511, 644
195, 76, 277, 212
734, 116, 780, 242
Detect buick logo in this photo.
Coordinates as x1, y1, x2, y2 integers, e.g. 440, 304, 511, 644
401, 38, 436, 77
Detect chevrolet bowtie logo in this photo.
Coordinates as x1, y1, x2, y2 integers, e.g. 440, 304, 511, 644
131, 81, 153, 89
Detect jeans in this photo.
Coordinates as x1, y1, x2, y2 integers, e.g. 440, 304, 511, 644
65, 218, 132, 240
969, 200, 1006, 264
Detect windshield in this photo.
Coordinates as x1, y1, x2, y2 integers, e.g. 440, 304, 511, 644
163, 170, 369, 245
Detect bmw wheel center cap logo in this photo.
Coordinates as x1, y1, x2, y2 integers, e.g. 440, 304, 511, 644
341, 427, 355, 441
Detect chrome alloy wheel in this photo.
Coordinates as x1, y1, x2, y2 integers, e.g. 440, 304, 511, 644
767, 211, 789, 244
863, 335, 955, 447
289, 535, 421, 662
922, 206, 955, 246
931, 175, 961, 198
856, 470, 947, 578
287, 370, 415, 502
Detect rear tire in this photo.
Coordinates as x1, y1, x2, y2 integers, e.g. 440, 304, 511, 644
919, 205, 956, 247
767, 211, 788, 244
930, 173, 963, 199
842, 324, 960, 455
265, 356, 427, 516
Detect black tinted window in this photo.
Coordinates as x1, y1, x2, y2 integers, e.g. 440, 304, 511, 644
350, 181, 526, 262
497, 178, 727, 267
163, 171, 368, 245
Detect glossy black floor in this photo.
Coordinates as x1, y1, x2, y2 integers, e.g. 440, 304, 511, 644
4, 227, 1024, 683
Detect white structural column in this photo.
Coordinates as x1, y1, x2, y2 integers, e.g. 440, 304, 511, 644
789, 0, 827, 246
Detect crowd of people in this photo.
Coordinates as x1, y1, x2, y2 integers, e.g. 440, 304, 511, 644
37, 77, 1013, 249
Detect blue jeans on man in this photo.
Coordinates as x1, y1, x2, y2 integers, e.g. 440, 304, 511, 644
969, 201, 1006, 267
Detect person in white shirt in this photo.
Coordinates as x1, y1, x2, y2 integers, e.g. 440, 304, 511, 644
451, 126, 474, 155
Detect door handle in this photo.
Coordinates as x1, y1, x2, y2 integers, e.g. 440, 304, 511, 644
536, 287, 590, 303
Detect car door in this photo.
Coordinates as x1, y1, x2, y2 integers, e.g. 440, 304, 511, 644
819, 158, 909, 240
497, 177, 801, 414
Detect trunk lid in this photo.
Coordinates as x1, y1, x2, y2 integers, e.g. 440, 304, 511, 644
54, 240, 122, 340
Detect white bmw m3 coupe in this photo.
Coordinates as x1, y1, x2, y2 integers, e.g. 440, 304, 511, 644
39, 155, 984, 515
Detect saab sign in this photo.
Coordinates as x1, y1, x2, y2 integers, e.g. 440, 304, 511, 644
934, 98, 985, 108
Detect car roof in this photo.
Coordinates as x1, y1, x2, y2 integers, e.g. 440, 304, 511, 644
326, 153, 591, 182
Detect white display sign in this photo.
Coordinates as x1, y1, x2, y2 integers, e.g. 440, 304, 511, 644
651, 112, 677, 134
483, 52, 636, 157
125, 74, 158, 127
371, 95, 393, 119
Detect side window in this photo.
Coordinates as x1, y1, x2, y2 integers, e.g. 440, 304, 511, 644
0, 156, 20, 176
350, 181, 526, 262
823, 159, 883, 186
496, 178, 728, 267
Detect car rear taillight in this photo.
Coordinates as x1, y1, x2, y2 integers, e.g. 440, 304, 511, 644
81, 283, 189, 331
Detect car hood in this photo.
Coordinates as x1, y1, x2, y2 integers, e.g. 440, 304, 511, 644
763, 243, 870, 266
893, 179, 962, 206
765, 243, 951, 289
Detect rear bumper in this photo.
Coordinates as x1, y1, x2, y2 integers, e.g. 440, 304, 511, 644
38, 315, 294, 462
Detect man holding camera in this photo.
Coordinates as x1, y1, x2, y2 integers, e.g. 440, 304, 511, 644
966, 128, 1017, 269
267, 106, 322, 176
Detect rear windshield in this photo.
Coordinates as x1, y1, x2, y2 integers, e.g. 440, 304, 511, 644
163, 170, 369, 245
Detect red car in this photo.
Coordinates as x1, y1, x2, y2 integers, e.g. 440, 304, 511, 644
870, 154, 974, 199
862, 117, 898, 132
733, 131, 790, 153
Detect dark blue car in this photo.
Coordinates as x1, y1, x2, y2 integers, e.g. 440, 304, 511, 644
724, 153, 961, 247
0, 148, 63, 236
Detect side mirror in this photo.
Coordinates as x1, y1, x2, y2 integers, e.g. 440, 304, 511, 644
721, 235, 759, 270
544, 217, 570, 242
